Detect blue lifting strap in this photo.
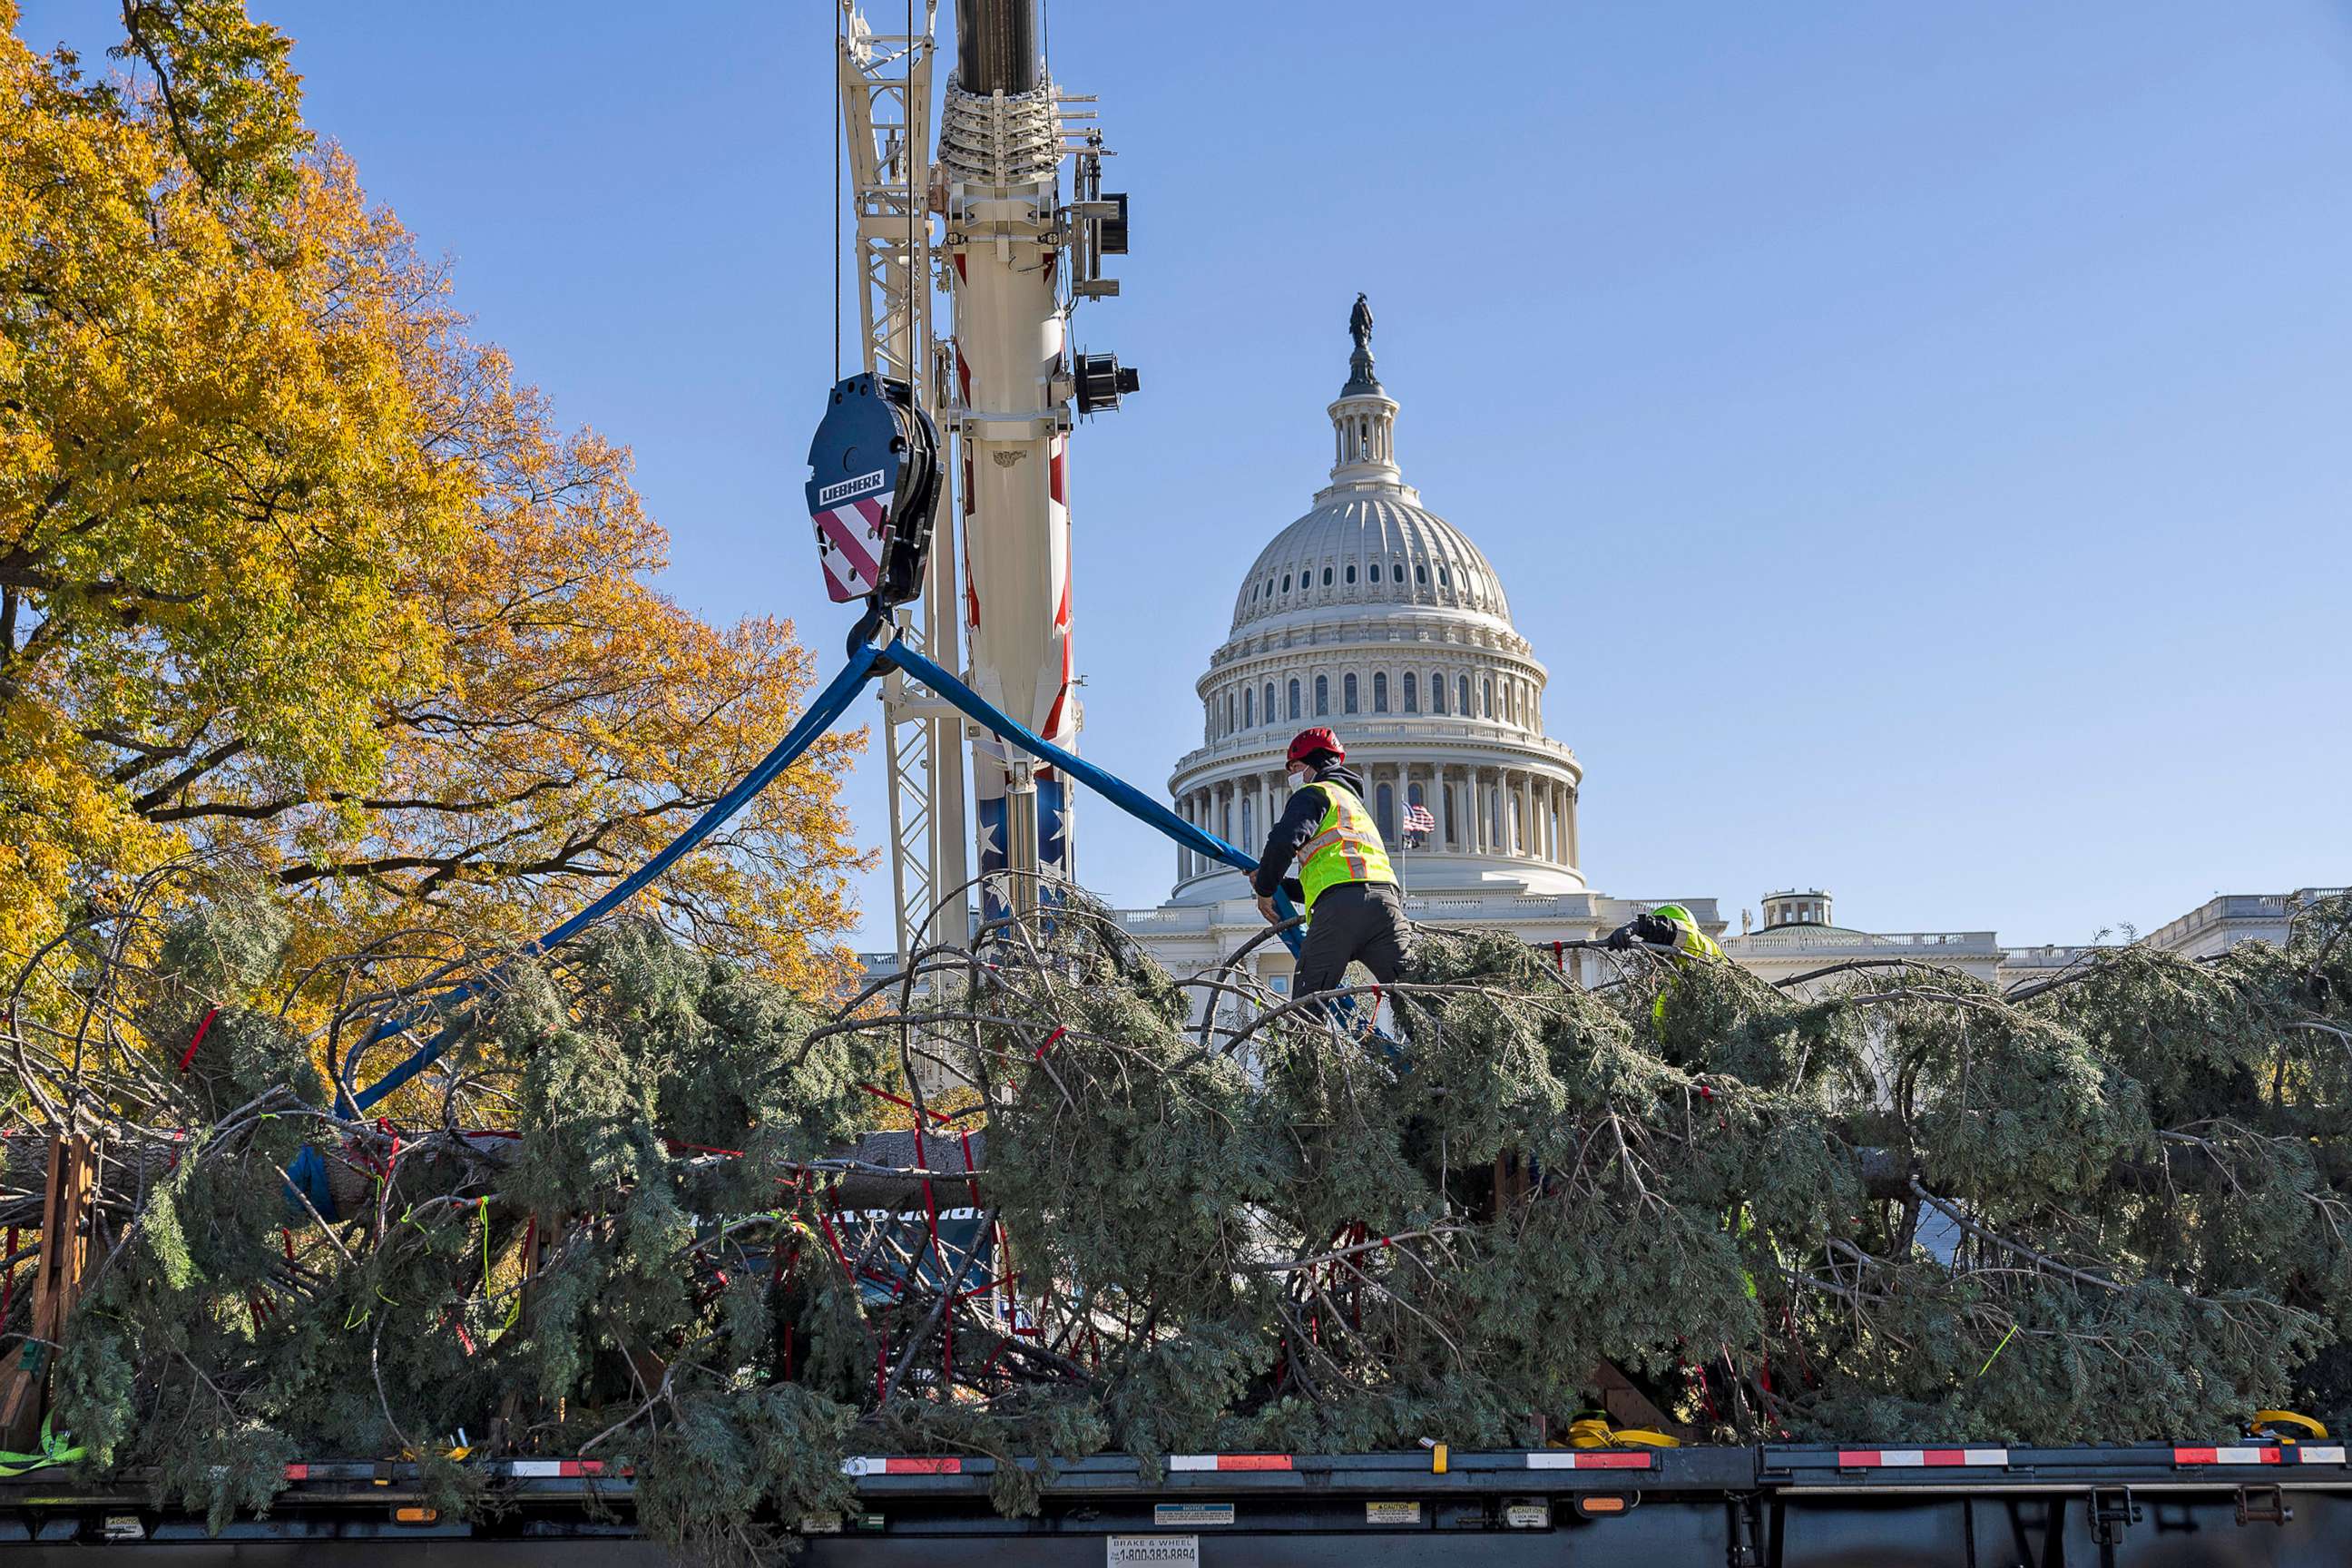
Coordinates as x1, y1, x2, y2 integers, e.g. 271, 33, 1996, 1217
340, 641, 888, 1120
312, 629, 1365, 1220
879, 639, 1307, 954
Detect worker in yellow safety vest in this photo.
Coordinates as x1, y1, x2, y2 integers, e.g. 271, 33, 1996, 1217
1253, 728, 1411, 1002
1605, 903, 1723, 1032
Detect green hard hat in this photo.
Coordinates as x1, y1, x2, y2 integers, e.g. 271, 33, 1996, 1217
1650, 904, 1694, 926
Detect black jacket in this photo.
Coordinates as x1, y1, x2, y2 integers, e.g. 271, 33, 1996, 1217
1251, 764, 1370, 897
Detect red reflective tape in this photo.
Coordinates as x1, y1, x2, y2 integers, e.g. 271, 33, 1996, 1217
284, 1464, 310, 1481
2173, 1446, 2217, 1465
1171, 1454, 1292, 1472
1576, 1452, 1651, 1469
886, 1457, 962, 1475
177, 1007, 220, 1073
1838, 1449, 1881, 1467
559, 1460, 603, 1477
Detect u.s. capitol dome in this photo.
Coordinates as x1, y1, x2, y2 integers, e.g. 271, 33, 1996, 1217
1117, 299, 1703, 988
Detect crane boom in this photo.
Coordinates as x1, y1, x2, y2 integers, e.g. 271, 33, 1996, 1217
826, 0, 1133, 940
941, 0, 1134, 919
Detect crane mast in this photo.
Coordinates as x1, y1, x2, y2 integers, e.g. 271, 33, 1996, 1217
836, 3, 968, 956
832, 0, 1133, 940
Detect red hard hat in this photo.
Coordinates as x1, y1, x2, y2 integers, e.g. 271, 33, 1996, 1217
1286, 728, 1343, 768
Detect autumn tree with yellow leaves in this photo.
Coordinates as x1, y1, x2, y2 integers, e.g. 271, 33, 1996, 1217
0, 0, 867, 995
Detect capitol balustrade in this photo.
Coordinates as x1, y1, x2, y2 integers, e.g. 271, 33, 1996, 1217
2141, 888, 2344, 952
1730, 929, 2000, 955
1171, 717, 1577, 779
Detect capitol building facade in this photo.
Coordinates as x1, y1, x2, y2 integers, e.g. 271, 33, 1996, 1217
1110, 303, 2336, 995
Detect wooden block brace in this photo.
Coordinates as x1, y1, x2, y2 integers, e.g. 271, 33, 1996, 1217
0, 1134, 93, 1448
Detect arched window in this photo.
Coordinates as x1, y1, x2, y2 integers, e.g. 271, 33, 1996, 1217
1376, 782, 1396, 841
1367, 563, 1381, 583
1415, 564, 1427, 584
1315, 675, 1329, 717
1345, 563, 1357, 584
1243, 687, 1254, 728
1431, 673, 1446, 715
1288, 679, 1301, 720
1402, 672, 1417, 712
1281, 573, 1291, 593
1226, 692, 1236, 733
1343, 673, 1359, 714
1263, 683, 1276, 726
1321, 566, 1334, 586
1250, 583, 1259, 602
1372, 672, 1389, 712
1483, 678, 1494, 719
1441, 783, 1456, 845
1266, 579, 1274, 599
1241, 797, 1253, 846
1439, 567, 1451, 588
1457, 675, 1471, 716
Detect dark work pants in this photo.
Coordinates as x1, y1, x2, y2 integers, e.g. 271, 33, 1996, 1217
1292, 880, 1411, 1001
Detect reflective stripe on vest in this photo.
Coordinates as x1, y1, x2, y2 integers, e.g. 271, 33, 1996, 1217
1298, 781, 1395, 912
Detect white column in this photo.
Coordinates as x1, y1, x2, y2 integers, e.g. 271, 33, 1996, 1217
1566, 785, 1580, 868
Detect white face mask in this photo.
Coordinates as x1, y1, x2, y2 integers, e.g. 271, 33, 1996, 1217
1286, 766, 1310, 788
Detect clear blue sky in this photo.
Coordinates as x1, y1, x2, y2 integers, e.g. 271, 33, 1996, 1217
24, 1, 2351, 946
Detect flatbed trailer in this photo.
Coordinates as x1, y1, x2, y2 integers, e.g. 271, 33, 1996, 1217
6, 1443, 2350, 1565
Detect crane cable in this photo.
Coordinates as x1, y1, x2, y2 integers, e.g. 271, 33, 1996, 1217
834, 1, 844, 378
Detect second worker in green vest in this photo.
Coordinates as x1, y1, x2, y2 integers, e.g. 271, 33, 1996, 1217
1253, 728, 1413, 1004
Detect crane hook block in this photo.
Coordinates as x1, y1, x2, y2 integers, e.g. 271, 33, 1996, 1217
805, 373, 943, 609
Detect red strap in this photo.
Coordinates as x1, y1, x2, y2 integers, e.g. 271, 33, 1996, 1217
177, 1007, 220, 1073
1034, 1025, 1066, 1061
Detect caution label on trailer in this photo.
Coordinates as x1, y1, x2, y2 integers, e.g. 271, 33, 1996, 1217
1152, 1503, 1234, 1526
1366, 1500, 1422, 1524
1108, 1534, 1200, 1565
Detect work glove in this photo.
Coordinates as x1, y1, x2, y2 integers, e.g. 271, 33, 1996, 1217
1603, 922, 1636, 952
1632, 913, 1679, 947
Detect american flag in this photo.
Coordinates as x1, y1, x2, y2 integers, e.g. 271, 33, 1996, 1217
1402, 803, 1436, 846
